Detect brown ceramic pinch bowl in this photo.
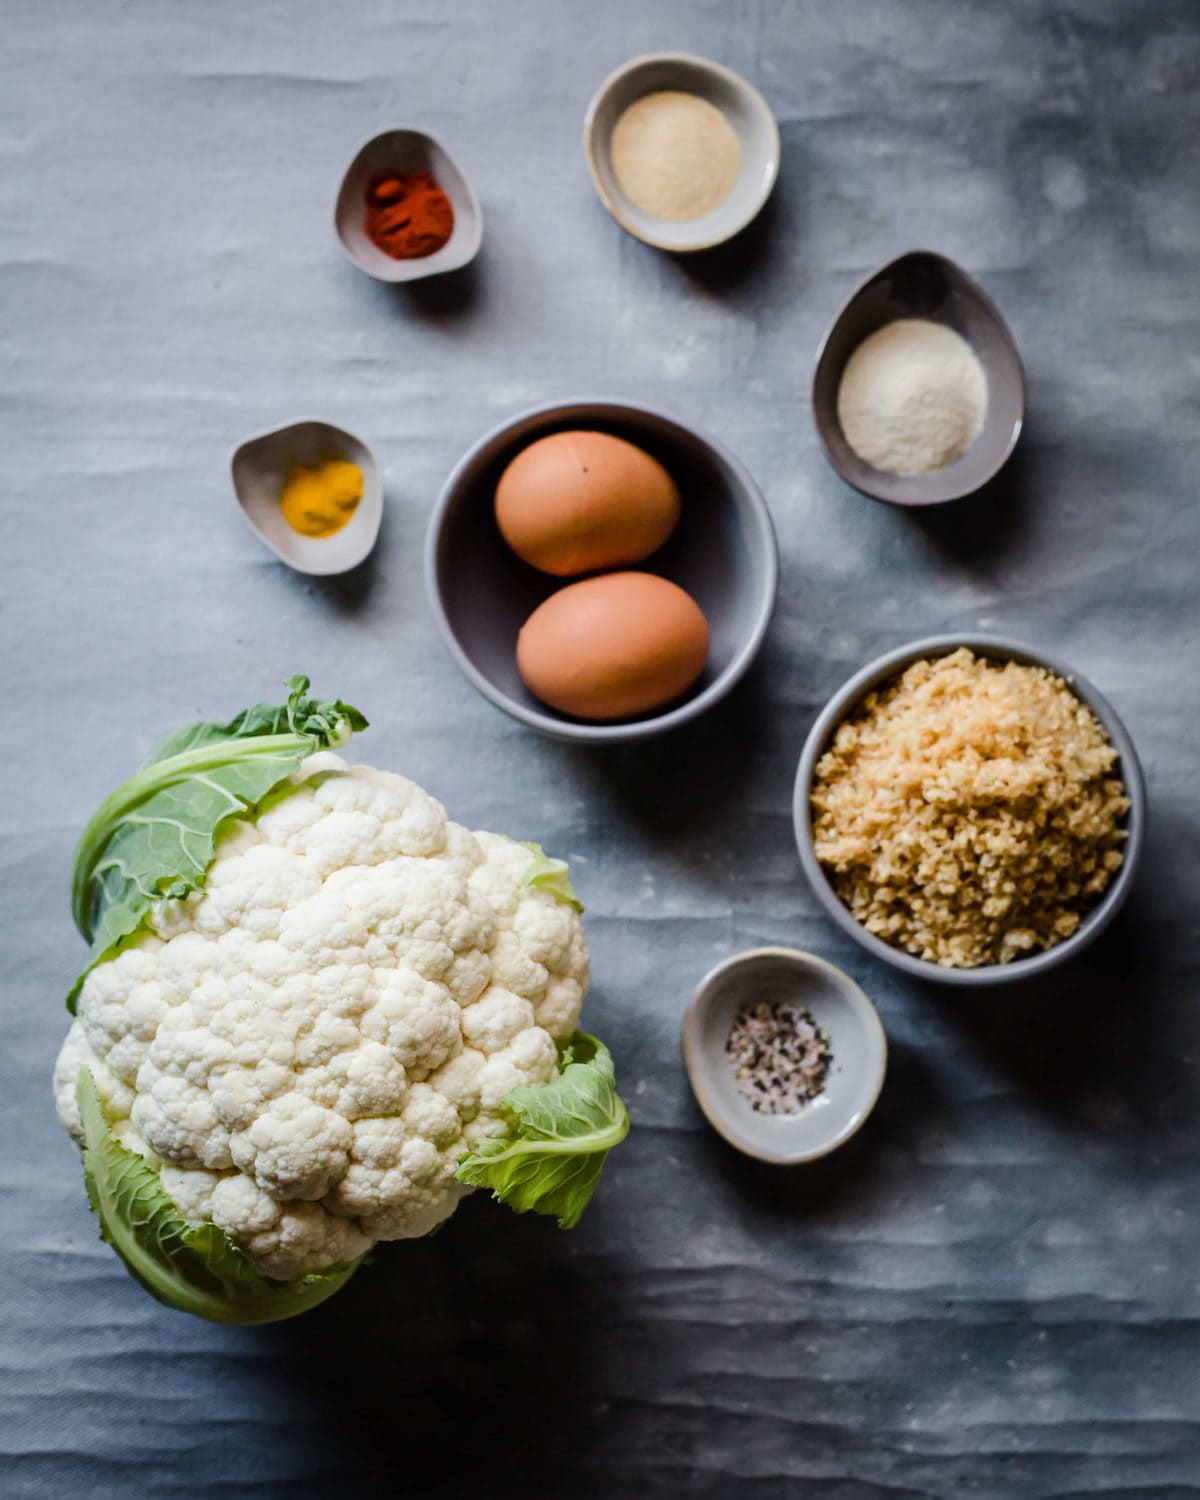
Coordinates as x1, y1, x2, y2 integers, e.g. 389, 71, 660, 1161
811, 251, 1025, 506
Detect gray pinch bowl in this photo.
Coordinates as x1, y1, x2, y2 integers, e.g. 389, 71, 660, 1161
584, 52, 780, 253
812, 251, 1025, 506
231, 420, 382, 576
335, 128, 482, 283
683, 948, 887, 1164
425, 398, 778, 744
793, 634, 1147, 987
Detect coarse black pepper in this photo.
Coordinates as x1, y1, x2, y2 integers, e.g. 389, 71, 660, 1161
724, 999, 832, 1114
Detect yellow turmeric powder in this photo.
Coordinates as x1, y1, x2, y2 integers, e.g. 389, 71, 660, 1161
279, 459, 363, 538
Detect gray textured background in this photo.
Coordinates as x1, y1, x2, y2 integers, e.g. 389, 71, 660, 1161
3, 1, 1198, 1496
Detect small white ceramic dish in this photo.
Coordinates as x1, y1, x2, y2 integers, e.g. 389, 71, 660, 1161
682, 948, 887, 1164
583, 53, 779, 253
334, 128, 482, 283
231, 420, 382, 576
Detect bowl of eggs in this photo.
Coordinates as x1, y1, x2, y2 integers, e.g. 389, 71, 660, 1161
425, 399, 778, 742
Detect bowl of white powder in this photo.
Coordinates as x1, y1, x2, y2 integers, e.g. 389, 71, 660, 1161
583, 53, 779, 253
811, 251, 1025, 505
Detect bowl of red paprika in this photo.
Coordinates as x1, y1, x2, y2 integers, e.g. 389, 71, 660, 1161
335, 128, 482, 283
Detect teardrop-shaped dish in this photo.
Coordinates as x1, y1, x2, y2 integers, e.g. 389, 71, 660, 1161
231, 420, 382, 576
812, 250, 1025, 506
335, 128, 482, 284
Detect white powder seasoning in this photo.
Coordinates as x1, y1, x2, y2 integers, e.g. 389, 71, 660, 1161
836, 318, 988, 477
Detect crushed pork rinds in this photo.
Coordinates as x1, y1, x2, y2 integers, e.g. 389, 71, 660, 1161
810, 648, 1129, 968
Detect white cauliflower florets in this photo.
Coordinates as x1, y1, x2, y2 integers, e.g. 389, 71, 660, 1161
56, 758, 588, 1280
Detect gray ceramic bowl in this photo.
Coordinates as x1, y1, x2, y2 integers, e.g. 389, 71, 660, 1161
812, 251, 1024, 506
425, 399, 778, 743
583, 53, 780, 253
682, 947, 887, 1164
334, 128, 482, 283
793, 635, 1146, 986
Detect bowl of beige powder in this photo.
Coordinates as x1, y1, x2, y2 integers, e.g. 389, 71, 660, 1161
812, 251, 1025, 506
793, 636, 1145, 986
584, 53, 779, 253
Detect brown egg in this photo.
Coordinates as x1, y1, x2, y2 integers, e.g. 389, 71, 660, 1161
517, 572, 709, 721
495, 430, 681, 576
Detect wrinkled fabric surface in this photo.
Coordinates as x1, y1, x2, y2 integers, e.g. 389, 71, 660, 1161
2, 0, 1198, 1496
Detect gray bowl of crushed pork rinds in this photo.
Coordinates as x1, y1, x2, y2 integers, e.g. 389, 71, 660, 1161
793, 636, 1145, 986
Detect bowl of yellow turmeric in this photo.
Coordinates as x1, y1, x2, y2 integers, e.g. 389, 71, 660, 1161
231, 419, 382, 576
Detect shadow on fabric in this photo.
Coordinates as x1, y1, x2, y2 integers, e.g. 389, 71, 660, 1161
924, 865, 1194, 1145
258, 1195, 604, 1497
551, 654, 776, 853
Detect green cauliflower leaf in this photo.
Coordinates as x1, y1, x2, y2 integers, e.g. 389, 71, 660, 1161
68, 675, 366, 1009
76, 1068, 360, 1325
520, 841, 583, 912
455, 1033, 628, 1228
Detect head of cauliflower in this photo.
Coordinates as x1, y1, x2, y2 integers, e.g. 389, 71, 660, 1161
55, 754, 589, 1281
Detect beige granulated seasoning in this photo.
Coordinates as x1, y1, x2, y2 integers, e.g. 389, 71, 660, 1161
811, 649, 1129, 968
610, 90, 740, 222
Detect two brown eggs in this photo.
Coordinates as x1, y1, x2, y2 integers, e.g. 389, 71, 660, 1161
495, 432, 710, 720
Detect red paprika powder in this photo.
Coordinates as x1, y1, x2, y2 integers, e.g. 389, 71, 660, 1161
365, 170, 455, 260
